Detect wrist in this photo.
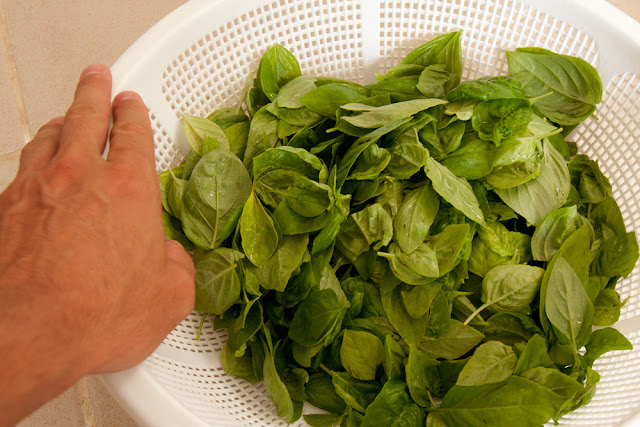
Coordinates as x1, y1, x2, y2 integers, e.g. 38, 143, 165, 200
0, 270, 95, 425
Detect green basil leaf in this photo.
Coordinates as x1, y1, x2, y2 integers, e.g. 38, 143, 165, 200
194, 248, 244, 314
305, 372, 348, 415
181, 149, 252, 249
584, 327, 633, 366
441, 134, 496, 180
477, 264, 545, 314
240, 189, 279, 266
425, 157, 485, 225
383, 335, 407, 380
384, 127, 430, 180
406, 345, 440, 406
545, 256, 594, 350
382, 285, 429, 347
349, 144, 391, 180
447, 76, 526, 102
416, 64, 452, 98
483, 312, 540, 346
531, 205, 591, 262
456, 340, 516, 386
161, 209, 194, 251
569, 154, 612, 204
435, 376, 560, 427
472, 98, 532, 145
300, 82, 370, 118
263, 344, 298, 423
393, 183, 440, 253
336, 118, 411, 187
257, 44, 302, 102
340, 330, 384, 381
304, 413, 347, 427
592, 289, 626, 326
182, 114, 230, 155
289, 289, 346, 347
538, 224, 592, 336
256, 234, 309, 292
495, 140, 570, 226
328, 370, 382, 413
400, 30, 462, 93
519, 367, 583, 401
361, 378, 425, 427
420, 319, 484, 360
221, 342, 260, 383
594, 232, 639, 278
507, 48, 602, 125
341, 98, 447, 129
513, 334, 553, 375
243, 105, 279, 168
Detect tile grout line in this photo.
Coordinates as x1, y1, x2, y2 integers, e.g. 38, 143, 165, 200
0, 0, 31, 144
76, 377, 98, 427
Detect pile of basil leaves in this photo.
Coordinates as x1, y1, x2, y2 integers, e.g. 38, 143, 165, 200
159, 31, 639, 426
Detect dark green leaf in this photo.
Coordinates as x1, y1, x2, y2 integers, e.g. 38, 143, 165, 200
361, 378, 425, 427
592, 289, 626, 326
425, 157, 485, 225
420, 319, 484, 360
394, 183, 440, 254
257, 44, 302, 102
406, 345, 440, 406
456, 341, 516, 386
507, 49, 602, 125
435, 376, 560, 427
329, 370, 382, 413
194, 248, 244, 314
340, 330, 384, 380
584, 327, 633, 366
181, 149, 252, 249
513, 334, 553, 375
240, 189, 279, 266
289, 289, 346, 347
305, 372, 348, 415
545, 256, 594, 350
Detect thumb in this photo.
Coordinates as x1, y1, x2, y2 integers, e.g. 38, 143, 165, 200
164, 240, 196, 316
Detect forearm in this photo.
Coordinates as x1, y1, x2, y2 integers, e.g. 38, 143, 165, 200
0, 282, 93, 426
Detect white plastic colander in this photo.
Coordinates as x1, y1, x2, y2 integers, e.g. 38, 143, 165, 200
103, 0, 640, 425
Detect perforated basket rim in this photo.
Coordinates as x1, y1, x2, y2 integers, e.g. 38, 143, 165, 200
102, 0, 640, 426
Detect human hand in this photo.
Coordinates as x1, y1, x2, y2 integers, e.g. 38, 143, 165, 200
0, 64, 195, 425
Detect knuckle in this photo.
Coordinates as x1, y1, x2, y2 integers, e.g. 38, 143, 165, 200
111, 120, 151, 139
36, 116, 65, 135
109, 161, 138, 182
19, 141, 39, 162
66, 102, 110, 124
42, 154, 89, 193
107, 162, 150, 196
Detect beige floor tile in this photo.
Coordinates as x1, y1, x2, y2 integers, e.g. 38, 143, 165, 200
17, 385, 85, 427
610, 0, 640, 21
79, 376, 138, 427
0, 9, 27, 156
2, 0, 186, 134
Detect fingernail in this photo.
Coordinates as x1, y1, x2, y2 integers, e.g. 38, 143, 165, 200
113, 91, 147, 110
114, 91, 139, 102
81, 64, 108, 77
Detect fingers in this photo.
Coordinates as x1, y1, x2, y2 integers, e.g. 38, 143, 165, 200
164, 240, 196, 317
17, 117, 64, 176
58, 64, 112, 158
107, 91, 155, 174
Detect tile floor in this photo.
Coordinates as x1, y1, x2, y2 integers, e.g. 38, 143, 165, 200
1, 0, 639, 425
